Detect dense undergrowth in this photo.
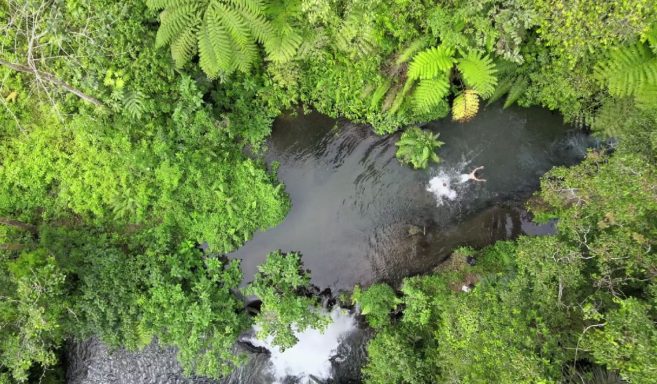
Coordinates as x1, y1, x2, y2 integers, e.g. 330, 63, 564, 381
0, 0, 656, 383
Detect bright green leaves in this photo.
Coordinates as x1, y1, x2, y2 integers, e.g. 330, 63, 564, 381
394, 127, 444, 169
457, 51, 498, 98
245, 251, 330, 350
406, 46, 454, 115
404, 46, 498, 121
413, 77, 450, 113
148, 0, 301, 78
352, 284, 400, 329
407, 46, 455, 80
0, 77, 289, 253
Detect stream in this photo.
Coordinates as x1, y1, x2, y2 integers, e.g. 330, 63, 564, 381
66, 104, 595, 384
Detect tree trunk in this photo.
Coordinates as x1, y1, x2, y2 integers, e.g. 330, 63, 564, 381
0, 217, 37, 235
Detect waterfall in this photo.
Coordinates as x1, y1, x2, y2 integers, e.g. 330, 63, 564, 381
247, 308, 358, 383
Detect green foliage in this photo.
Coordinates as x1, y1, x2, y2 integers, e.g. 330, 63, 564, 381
457, 51, 498, 98
412, 77, 450, 113
245, 251, 330, 349
595, 42, 657, 112
0, 250, 67, 383
352, 284, 400, 329
0, 77, 289, 252
139, 243, 250, 378
583, 298, 657, 383
394, 127, 444, 169
147, 0, 301, 78
529, 0, 657, 67
407, 46, 455, 80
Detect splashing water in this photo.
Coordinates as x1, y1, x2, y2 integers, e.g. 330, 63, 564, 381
248, 308, 358, 383
426, 173, 458, 205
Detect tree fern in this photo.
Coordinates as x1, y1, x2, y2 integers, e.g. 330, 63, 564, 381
407, 46, 455, 80
147, 0, 301, 77
457, 52, 498, 99
595, 43, 657, 97
452, 89, 480, 122
413, 76, 450, 113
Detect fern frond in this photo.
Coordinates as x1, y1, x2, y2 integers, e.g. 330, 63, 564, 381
265, 31, 302, 62
635, 83, 657, 111
213, 2, 252, 48
149, 0, 300, 77
487, 78, 513, 105
407, 46, 455, 80
146, 0, 194, 11
413, 76, 450, 113
595, 43, 657, 97
452, 89, 480, 122
370, 80, 391, 110
124, 91, 147, 119
388, 81, 413, 114
230, 38, 258, 73
395, 37, 429, 66
170, 27, 198, 68
227, 0, 266, 16
155, 4, 201, 48
503, 77, 528, 108
457, 52, 498, 99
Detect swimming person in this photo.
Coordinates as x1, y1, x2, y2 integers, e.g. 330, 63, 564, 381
460, 166, 486, 183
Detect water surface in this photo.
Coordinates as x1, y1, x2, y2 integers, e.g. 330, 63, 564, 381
231, 105, 590, 290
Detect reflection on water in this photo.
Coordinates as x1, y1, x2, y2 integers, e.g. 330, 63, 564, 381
230, 105, 593, 290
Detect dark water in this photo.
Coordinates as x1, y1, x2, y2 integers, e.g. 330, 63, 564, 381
66, 105, 593, 384
231, 105, 590, 290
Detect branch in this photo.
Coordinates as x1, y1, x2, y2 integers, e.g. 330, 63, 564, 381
0, 58, 104, 107
0, 216, 37, 235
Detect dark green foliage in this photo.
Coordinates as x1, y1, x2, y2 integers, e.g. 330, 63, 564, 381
0, 250, 67, 382
139, 243, 250, 378
245, 251, 329, 349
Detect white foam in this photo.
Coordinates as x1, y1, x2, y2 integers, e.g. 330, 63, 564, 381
427, 172, 458, 205
249, 308, 357, 383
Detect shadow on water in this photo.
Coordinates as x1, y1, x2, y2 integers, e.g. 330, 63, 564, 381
230, 104, 593, 290
66, 104, 595, 384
